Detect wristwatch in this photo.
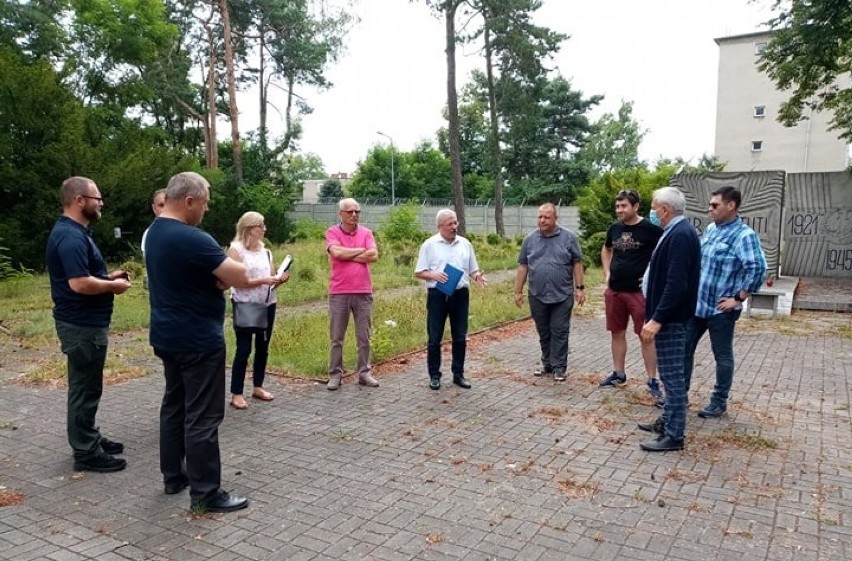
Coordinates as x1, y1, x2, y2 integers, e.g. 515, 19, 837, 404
733, 292, 745, 302
575, 285, 585, 290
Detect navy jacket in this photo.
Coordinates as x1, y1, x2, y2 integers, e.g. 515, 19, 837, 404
645, 219, 701, 325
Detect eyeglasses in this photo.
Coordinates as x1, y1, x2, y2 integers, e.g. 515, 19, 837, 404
253, 223, 266, 228
80, 195, 103, 202
708, 202, 722, 209
343, 209, 361, 215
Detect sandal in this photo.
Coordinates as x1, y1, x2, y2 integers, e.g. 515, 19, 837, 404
230, 395, 248, 409
252, 388, 274, 401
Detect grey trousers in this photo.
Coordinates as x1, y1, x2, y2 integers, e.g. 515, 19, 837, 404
328, 293, 373, 377
528, 295, 574, 374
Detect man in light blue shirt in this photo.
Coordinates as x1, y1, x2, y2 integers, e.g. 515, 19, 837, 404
684, 186, 767, 419
415, 209, 487, 390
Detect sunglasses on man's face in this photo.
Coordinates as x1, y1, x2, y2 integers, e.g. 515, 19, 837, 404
342, 209, 361, 215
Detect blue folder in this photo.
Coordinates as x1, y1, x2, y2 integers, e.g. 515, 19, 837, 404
435, 263, 464, 296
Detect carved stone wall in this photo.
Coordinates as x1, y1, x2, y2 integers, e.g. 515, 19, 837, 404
670, 171, 785, 279
783, 172, 852, 278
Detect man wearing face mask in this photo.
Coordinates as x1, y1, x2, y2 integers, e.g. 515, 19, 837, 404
599, 190, 663, 406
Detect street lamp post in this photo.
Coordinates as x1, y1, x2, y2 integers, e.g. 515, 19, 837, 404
376, 131, 395, 205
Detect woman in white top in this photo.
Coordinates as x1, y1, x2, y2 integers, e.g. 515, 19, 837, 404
228, 212, 288, 409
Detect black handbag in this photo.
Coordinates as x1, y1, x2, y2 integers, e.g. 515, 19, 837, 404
232, 287, 271, 329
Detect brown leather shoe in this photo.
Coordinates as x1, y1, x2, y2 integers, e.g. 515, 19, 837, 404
252, 388, 274, 401
230, 395, 248, 409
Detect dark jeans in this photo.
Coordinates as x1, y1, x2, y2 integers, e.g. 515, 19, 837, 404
427, 287, 469, 380
656, 322, 687, 441
528, 296, 574, 375
55, 320, 109, 461
155, 347, 226, 503
231, 304, 276, 394
683, 309, 741, 407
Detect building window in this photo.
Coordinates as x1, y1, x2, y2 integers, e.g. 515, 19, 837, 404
755, 42, 767, 55
751, 140, 763, 152
753, 105, 766, 118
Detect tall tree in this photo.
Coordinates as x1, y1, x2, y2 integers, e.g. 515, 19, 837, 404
476, 0, 565, 234
421, 0, 467, 233
758, 0, 852, 140
219, 0, 243, 181
578, 100, 646, 174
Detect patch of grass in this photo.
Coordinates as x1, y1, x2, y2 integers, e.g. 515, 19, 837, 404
259, 279, 530, 378
15, 356, 149, 387
706, 429, 779, 451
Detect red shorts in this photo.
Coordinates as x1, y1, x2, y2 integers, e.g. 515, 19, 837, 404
604, 289, 646, 335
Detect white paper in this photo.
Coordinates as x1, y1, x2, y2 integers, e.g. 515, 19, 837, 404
277, 255, 292, 278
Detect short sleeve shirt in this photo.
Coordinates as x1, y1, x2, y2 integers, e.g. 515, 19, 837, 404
415, 234, 480, 290
518, 226, 583, 304
46, 216, 114, 327
605, 219, 663, 292
325, 224, 376, 294
145, 217, 228, 353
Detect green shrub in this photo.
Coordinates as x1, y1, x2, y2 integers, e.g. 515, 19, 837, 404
486, 233, 503, 245
380, 203, 427, 243
289, 218, 327, 242
581, 231, 607, 268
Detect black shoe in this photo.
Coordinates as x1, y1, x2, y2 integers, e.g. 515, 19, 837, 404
74, 453, 127, 473
191, 490, 249, 513
100, 437, 124, 455
453, 376, 471, 389
164, 478, 190, 495
640, 435, 684, 452
637, 418, 664, 434
697, 403, 726, 418
429, 378, 441, 390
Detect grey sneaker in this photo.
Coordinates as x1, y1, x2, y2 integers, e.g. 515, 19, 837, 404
599, 371, 627, 387
358, 373, 379, 387
553, 371, 567, 382
327, 374, 342, 391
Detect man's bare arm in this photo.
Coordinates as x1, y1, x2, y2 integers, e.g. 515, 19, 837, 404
213, 257, 251, 289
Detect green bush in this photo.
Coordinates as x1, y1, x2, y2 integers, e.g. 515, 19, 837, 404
581, 231, 607, 268
289, 218, 327, 242
486, 233, 503, 245
379, 203, 427, 243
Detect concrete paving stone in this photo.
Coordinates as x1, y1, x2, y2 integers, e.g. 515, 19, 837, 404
44, 550, 89, 561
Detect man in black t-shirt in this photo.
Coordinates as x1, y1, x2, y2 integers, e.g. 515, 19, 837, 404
599, 190, 664, 405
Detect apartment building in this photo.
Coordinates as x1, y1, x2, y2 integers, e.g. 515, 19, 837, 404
714, 30, 850, 172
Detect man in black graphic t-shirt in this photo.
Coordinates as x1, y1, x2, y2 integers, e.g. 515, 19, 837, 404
599, 190, 664, 404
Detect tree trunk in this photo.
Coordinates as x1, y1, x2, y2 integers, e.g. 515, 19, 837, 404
483, 18, 505, 236
205, 13, 218, 169
258, 29, 268, 158
444, 1, 466, 234
219, 0, 242, 181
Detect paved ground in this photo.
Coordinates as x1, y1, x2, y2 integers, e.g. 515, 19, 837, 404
1, 313, 850, 561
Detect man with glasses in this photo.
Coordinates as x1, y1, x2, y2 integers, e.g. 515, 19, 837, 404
683, 186, 766, 419
325, 198, 379, 390
599, 190, 664, 406
47, 177, 132, 472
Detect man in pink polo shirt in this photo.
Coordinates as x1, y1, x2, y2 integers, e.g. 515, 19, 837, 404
325, 198, 379, 390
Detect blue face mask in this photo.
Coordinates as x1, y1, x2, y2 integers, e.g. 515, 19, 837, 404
648, 209, 660, 226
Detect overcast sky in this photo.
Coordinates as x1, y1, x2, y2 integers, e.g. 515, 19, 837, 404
240, 0, 775, 174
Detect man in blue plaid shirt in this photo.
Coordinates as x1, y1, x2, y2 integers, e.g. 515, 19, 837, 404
684, 186, 767, 419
